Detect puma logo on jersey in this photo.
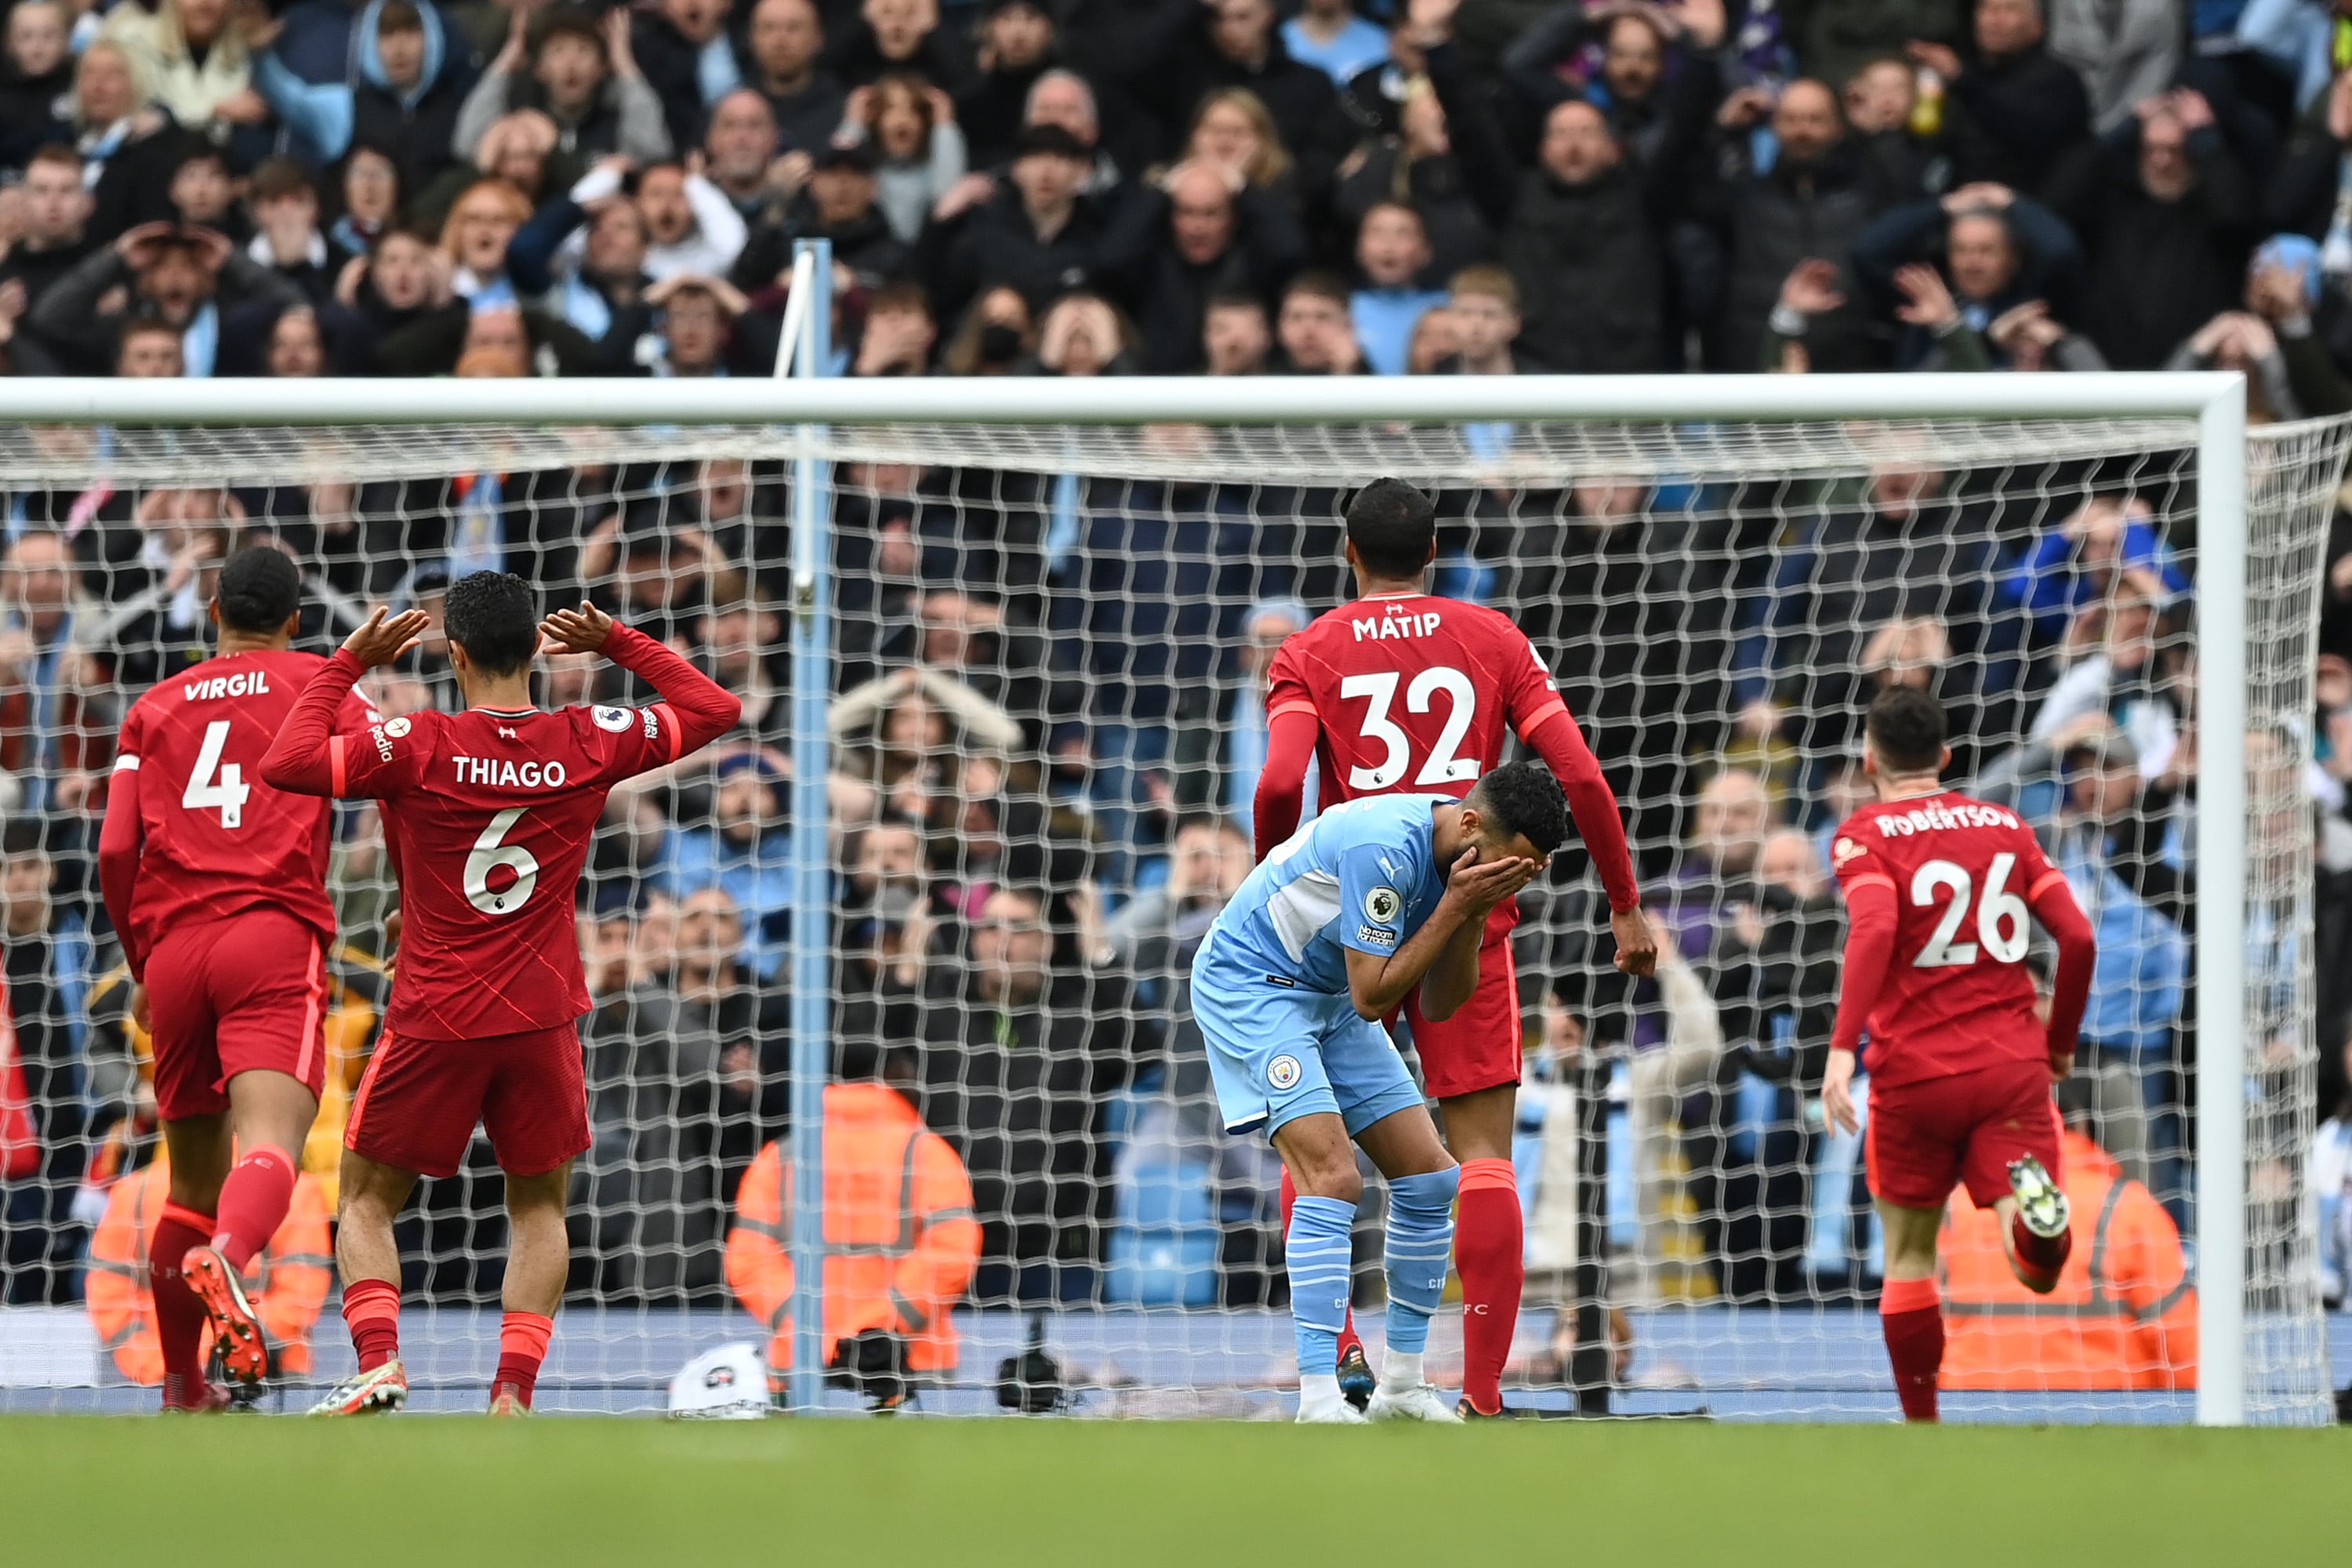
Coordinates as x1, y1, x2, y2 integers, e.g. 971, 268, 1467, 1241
182, 671, 271, 702
451, 755, 570, 789
1351, 609, 1443, 642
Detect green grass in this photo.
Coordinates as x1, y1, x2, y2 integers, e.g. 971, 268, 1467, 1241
4, 1418, 2342, 1565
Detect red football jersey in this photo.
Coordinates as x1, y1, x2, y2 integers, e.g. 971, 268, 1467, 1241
1828, 790, 2068, 1089
103, 649, 376, 971
327, 696, 694, 1041
1265, 593, 1570, 807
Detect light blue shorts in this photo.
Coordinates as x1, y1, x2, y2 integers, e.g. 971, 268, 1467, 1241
1189, 935, 1425, 1139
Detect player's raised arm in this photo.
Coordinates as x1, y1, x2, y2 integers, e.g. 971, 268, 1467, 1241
540, 602, 743, 757
260, 605, 430, 797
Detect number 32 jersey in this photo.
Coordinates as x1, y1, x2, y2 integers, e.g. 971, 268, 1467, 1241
1828, 791, 2067, 1087
331, 698, 692, 1041
108, 649, 378, 971
1265, 593, 1570, 807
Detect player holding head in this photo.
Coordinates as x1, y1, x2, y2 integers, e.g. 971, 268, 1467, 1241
1197, 760, 1565, 1422
262, 572, 741, 1415
96, 545, 382, 1411
1823, 685, 2096, 1422
1255, 476, 1656, 1417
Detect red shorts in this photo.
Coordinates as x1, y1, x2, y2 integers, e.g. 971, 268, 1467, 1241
345, 1022, 589, 1179
146, 909, 328, 1123
1865, 1057, 2061, 1211
1404, 932, 1523, 1100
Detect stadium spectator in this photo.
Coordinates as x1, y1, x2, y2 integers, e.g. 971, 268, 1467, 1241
0, 147, 94, 311
955, 0, 1058, 170
701, 89, 784, 227
2047, 722, 2190, 1210
920, 122, 1119, 321
731, 140, 905, 294
31, 223, 305, 377
1471, 99, 1667, 374
1270, 268, 1363, 372
2054, 89, 2254, 372
741, 0, 845, 156
0, 819, 90, 1305
100, 0, 269, 156
83, 1145, 334, 1381
453, 7, 672, 169
1693, 78, 1885, 371
1347, 201, 1446, 376
1851, 182, 2085, 368
727, 1037, 981, 1401
246, 158, 353, 305
630, 0, 739, 157
1905, 0, 2092, 199
1126, 158, 1304, 374
1941, 1117, 2196, 1389
0, 2, 74, 159
1200, 290, 1271, 374
843, 74, 967, 246
916, 884, 1146, 1302
250, 0, 468, 188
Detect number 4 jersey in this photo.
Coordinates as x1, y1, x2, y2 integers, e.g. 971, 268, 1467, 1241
261, 626, 742, 1042
1828, 789, 2094, 1091
100, 649, 379, 979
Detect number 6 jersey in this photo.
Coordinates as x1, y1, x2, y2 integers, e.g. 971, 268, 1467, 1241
262, 625, 742, 1042
1827, 789, 2092, 1090
100, 649, 379, 981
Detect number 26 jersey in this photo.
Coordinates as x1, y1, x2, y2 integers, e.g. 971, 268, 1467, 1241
1264, 593, 1572, 808
331, 697, 691, 1041
1828, 791, 2067, 1088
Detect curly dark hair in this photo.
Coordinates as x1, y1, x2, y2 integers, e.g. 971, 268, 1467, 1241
215, 546, 301, 635
1467, 759, 1570, 855
443, 570, 539, 677
1865, 684, 1947, 775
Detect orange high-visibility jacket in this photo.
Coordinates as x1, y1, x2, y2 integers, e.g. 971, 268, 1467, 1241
1941, 1130, 2197, 1391
83, 1152, 335, 1384
726, 1082, 981, 1379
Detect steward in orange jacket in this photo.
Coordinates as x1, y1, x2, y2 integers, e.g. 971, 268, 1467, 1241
84, 1149, 334, 1384
1940, 1128, 2196, 1391
727, 1079, 981, 1387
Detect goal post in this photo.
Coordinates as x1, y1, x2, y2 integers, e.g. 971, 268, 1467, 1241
0, 370, 2333, 1425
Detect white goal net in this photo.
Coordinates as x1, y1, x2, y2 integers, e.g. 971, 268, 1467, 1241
0, 384, 2339, 1424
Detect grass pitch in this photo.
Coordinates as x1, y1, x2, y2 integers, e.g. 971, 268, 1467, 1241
3, 1417, 2338, 1566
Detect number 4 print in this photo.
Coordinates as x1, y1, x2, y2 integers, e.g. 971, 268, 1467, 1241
181, 720, 251, 829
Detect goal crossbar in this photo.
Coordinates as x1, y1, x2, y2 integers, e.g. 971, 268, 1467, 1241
0, 372, 2245, 426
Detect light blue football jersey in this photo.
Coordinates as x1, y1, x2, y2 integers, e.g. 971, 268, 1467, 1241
1207, 793, 1452, 993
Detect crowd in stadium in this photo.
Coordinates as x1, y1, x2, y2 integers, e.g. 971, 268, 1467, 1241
0, 0, 2348, 1401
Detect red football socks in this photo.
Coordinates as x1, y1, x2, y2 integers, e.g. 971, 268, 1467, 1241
495, 1311, 555, 1408
343, 1276, 402, 1371
2009, 1213, 2072, 1295
212, 1145, 296, 1272
151, 1201, 215, 1410
1279, 1169, 1359, 1363
1879, 1276, 1944, 1423
1455, 1159, 1523, 1416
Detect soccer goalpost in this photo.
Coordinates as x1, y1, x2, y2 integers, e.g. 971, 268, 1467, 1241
0, 362, 2336, 1426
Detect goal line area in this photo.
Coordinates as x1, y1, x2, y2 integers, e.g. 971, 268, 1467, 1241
0, 374, 2339, 1426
